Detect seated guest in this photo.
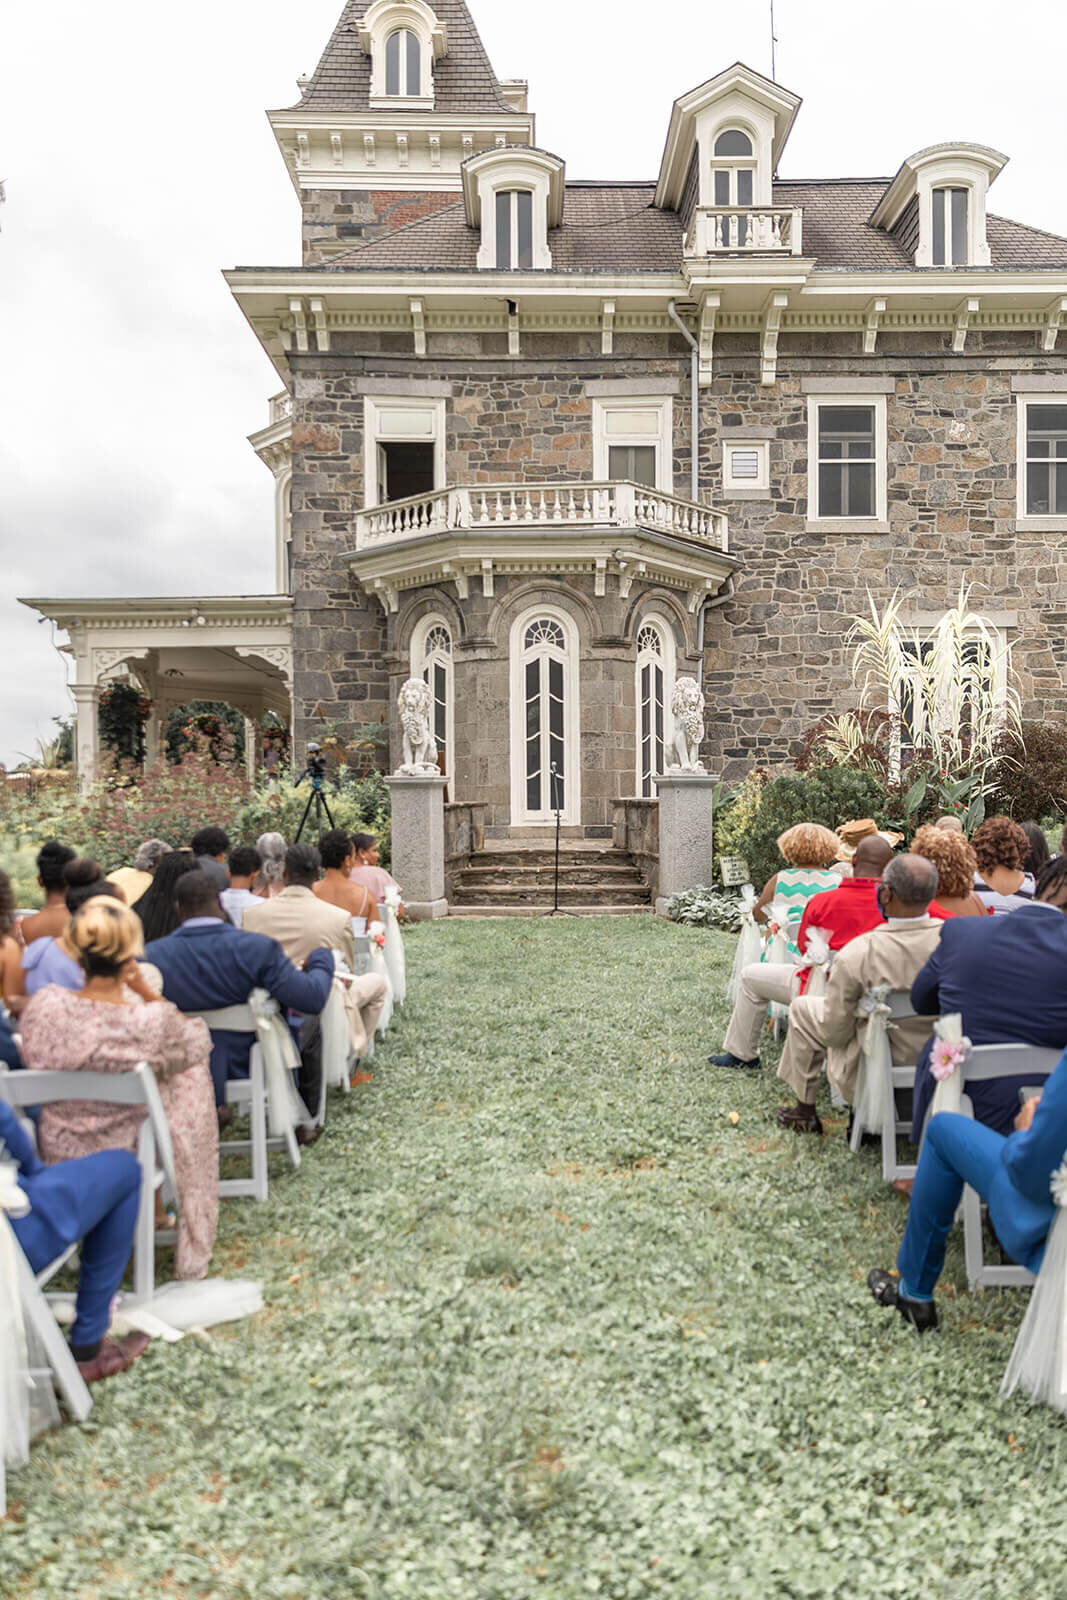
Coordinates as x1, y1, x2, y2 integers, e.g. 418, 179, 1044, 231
910, 855, 1067, 1139
254, 832, 287, 899
191, 828, 231, 892
132, 850, 197, 942
244, 844, 387, 1071
869, 1045, 1067, 1331
909, 824, 988, 917
219, 847, 263, 929
145, 870, 333, 1139
711, 835, 893, 1069
1, 871, 23, 1011
972, 815, 1033, 914
18, 840, 76, 946
0, 1099, 149, 1382
1020, 821, 1051, 883
21, 861, 126, 1000
0, 1010, 23, 1067
350, 833, 406, 920
935, 814, 965, 834
775, 855, 943, 1133
19, 899, 218, 1281
106, 838, 171, 908
313, 830, 379, 930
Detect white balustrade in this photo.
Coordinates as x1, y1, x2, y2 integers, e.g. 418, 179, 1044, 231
269, 392, 294, 424
355, 481, 728, 552
691, 206, 803, 256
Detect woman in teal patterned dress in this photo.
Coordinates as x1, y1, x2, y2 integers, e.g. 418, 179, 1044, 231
754, 824, 842, 960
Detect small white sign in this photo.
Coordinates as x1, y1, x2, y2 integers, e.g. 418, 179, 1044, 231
720, 856, 750, 887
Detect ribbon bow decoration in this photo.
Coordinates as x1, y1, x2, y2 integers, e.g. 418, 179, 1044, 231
1001, 1155, 1067, 1414
797, 926, 833, 999
247, 988, 308, 1137
850, 983, 895, 1152
383, 884, 402, 912
929, 1013, 972, 1118
726, 884, 764, 1006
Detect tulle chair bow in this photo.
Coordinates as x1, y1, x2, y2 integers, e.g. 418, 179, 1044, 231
928, 1013, 972, 1118
1001, 1156, 1067, 1416
850, 984, 896, 1154
726, 884, 763, 1006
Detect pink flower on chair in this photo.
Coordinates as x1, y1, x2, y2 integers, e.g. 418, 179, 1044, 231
930, 1038, 968, 1082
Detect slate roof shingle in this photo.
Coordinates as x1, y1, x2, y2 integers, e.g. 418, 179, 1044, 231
320, 176, 1067, 276
287, 0, 514, 115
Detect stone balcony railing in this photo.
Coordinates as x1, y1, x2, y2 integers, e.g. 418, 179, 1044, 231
354, 481, 730, 553
269, 391, 293, 424
689, 205, 803, 256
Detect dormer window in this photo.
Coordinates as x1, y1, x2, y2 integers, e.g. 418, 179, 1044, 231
358, 0, 447, 110
463, 147, 565, 272
496, 191, 534, 270
385, 27, 420, 97
712, 129, 755, 207
931, 186, 969, 266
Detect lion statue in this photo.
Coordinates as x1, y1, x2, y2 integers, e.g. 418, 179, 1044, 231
668, 676, 706, 773
396, 677, 439, 775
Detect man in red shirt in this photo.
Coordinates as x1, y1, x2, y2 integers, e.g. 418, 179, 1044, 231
794, 835, 894, 992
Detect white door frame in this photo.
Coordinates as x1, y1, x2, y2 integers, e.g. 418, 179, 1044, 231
509, 604, 581, 827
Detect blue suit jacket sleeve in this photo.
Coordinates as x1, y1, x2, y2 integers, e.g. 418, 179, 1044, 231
262, 943, 333, 1015
0, 1100, 43, 1176
910, 937, 945, 1017
0, 1013, 22, 1069
1002, 1047, 1067, 1206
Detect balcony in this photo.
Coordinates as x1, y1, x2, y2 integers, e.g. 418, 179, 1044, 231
350, 481, 737, 614
689, 205, 803, 256
355, 481, 729, 552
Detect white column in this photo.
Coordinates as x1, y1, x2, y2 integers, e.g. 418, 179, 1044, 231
244, 718, 257, 782
71, 683, 100, 789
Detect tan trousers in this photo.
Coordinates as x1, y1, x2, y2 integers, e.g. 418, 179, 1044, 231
777, 994, 828, 1103
723, 963, 798, 1060
343, 972, 388, 1059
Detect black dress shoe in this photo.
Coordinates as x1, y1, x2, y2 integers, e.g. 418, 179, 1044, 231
708, 1051, 761, 1070
867, 1268, 938, 1332
295, 1124, 323, 1148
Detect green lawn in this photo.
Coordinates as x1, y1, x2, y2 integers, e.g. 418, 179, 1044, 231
3, 918, 1065, 1599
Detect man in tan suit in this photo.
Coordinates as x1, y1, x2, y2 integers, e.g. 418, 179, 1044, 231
243, 843, 387, 1067
776, 854, 943, 1134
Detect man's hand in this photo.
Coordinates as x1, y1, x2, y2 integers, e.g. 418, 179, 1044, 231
123, 961, 163, 1003
1014, 1093, 1043, 1133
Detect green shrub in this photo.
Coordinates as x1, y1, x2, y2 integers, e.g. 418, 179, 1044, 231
987, 722, 1067, 822
730, 767, 887, 889
665, 886, 743, 930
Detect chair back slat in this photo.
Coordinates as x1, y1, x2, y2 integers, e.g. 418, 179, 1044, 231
962, 1044, 1063, 1083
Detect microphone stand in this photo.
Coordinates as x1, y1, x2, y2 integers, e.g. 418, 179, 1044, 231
543, 761, 574, 917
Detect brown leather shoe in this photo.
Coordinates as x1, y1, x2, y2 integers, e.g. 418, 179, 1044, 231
349, 1070, 373, 1087
892, 1178, 914, 1202
775, 1104, 824, 1135
295, 1124, 323, 1148
76, 1333, 151, 1384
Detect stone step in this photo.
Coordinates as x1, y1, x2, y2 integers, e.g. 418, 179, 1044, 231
465, 849, 635, 871
450, 880, 652, 907
449, 905, 654, 919
457, 863, 646, 887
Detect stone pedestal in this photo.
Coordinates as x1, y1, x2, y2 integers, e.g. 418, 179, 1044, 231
386, 774, 449, 921
653, 772, 718, 918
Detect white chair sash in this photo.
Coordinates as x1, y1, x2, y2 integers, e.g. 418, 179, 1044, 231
382, 903, 407, 1008
1001, 1158, 1067, 1416
929, 1013, 971, 1118
764, 897, 803, 966
368, 924, 395, 1036
797, 926, 833, 1000
726, 884, 763, 1006
198, 990, 306, 1138
320, 959, 354, 1090
0, 1170, 32, 1497
850, 984, 896, 1153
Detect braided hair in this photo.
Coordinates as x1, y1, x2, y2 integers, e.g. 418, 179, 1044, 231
1034, 854, 1067, 904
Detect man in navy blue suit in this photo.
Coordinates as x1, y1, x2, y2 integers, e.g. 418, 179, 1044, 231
909, 856, 1067, 1140
145, 870, 334, 1129
1, 1100, 148, 1382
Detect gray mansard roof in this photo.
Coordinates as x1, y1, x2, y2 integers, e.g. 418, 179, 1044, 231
286, 0, 513, 115
322, 177, 1067, 276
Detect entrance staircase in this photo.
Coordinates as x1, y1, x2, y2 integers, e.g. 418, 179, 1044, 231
449, 838, 653, 917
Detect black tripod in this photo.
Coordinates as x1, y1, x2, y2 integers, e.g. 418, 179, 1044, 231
294, 746, 335, 842
543, 760, 574, 917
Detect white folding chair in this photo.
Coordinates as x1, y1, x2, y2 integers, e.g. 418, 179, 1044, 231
0, 1065, 178, 1302
848, 990, 925, 1182
5, 1215, 92, 1427
318, 961, 356, 1121
956, 1044, 1062, 1291
187, 992, 304, 1203
382, 904, 407, 1008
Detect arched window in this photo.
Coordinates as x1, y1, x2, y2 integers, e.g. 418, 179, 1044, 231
635, 617, 676, 797
711, 127, 756, 242
385, 27, 421, 95
410, 616, 453, 778
510, 608, 580, 825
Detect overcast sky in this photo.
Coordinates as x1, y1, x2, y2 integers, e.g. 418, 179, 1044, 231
2, 0, 1065, 767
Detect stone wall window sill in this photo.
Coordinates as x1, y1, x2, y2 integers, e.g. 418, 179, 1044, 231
722, 487, 773, 500
1014, 518, 1067, 533
803, 519, 891, 535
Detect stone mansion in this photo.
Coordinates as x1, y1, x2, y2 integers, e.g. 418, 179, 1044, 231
28, 0, 1067, 841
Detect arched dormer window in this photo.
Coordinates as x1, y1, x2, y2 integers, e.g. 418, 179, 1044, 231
385, 28, 421, 97
463, 147, 565, 272
359, 0, 447, 110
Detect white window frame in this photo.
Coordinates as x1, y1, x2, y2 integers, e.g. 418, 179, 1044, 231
363, 395, 446, 509
710, 126, 757, 209
494, 189, 534, 271
930, 185, 971, 268
1016, 393, 1067, 528
509, 604, 581, 827
410, 614, 454, 782
722, 438, 770, 497
635, 614, 676, 798
806, 394, 888, 531
592, 396, 674, 494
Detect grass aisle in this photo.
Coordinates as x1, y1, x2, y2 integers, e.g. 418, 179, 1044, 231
3, 918, 1066, 1599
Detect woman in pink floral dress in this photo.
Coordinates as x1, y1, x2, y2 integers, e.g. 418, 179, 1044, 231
19, 897, 219, 1280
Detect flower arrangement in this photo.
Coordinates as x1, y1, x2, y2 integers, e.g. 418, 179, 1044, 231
368, 920, 387, 949
930, 1036, 970, 1082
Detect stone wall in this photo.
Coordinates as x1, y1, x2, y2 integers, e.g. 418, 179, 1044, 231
302, 188, 461, 264
287, 332, 1067, 818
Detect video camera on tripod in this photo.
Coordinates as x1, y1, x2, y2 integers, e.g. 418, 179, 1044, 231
294, 742, 335, 841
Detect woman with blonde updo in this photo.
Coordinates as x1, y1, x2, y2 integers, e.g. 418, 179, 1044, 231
909, 824, 989, 918
20, 898, 218, 1279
